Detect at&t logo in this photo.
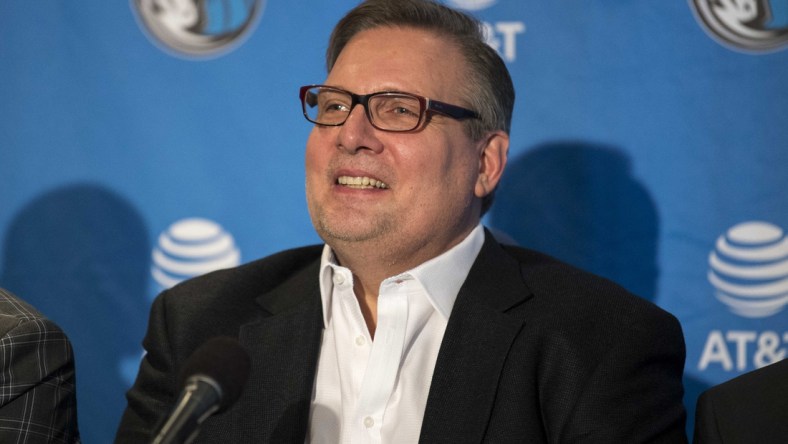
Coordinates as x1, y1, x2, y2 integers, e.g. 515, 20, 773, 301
446, 0, 497, 11
445, 0, 526, 62
151, 218, 241, 289
132, 0, 265, 57
691, 0, 788, 52
708, 221, 788, 318
698, 221, 788, 372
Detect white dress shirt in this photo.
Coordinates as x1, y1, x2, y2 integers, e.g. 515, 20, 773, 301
307, 225, 485, 444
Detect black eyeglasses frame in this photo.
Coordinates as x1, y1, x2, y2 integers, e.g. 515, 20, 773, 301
299, 84, 478, 132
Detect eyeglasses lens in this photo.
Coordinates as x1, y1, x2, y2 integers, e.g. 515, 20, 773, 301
303, 87, 423, 131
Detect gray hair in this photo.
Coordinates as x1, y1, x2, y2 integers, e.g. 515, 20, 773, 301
326, 0, 514, 142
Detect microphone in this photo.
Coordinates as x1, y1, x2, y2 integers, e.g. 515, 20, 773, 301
152, 336, 251, 444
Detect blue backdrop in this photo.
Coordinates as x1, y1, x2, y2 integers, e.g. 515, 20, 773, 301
2, 1, 787, 442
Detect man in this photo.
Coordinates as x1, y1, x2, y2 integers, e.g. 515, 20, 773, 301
0, 287, 80, 443
116, 1, 687, 442
693, 359, 788, 443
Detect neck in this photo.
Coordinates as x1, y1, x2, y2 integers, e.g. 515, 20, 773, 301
329, 224, 479, 336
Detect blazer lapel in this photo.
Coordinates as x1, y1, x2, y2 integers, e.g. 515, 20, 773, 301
233, 259, 324, 443
420, 232, 533, 443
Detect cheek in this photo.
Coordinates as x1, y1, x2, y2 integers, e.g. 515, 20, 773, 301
438, 142, 480, 185
305, 130, 326, 172
401, 137, 474, 187
304, 131, 327, 196
443, 150, 484, 204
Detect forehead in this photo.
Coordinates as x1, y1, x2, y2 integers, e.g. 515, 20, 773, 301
326, 26, 466, 97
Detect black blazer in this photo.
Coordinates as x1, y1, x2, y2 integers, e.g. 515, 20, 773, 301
693, 359, 788, 444
116, 232, 687, 443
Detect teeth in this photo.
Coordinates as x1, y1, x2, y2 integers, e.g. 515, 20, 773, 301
337, 176, 388, 189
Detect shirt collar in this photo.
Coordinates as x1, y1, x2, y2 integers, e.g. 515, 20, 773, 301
318, 224, 485, 326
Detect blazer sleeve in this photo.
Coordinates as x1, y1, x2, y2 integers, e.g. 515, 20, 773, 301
0, 315, 80, 444
115, 291, 179, 443
552, 305, 689, 443
597, 312, 687, 442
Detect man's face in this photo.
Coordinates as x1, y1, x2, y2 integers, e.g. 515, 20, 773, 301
305, 26, 506, 268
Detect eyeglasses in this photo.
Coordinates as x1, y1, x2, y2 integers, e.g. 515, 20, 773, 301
299, 85, 478, 132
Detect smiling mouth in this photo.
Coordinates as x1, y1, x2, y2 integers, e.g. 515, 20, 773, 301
337, 176, 389, 189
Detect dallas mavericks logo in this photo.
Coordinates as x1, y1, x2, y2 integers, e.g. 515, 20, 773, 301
708, 221, 788, 318
151, 218, 241, 288
132, 0, 265, 57
445, 0, 497, 11
692, 0, 788, 52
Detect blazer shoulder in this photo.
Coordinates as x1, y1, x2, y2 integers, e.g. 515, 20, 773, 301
152, 245, 323, 335
163, 244, 323, 303
0, 288, 53, 336
498, 243, 680, 328
702, 358, 788, 404
500, 244, 631, 297
695, 359, 788, 442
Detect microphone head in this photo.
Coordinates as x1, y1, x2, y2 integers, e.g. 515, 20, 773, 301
178, 336, 251, 412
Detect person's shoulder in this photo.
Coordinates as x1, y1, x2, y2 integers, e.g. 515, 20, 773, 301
143, 245, 323, 344
0, 288, 71, 351
695, 359, 788, 442
500, 244, 609, 284
498, 243, 679, 327
704, 359, 788, 401
157, 244, 323, 309
500, 243, 633, 299
0, 287, 45, 320
0, 288, 54, 334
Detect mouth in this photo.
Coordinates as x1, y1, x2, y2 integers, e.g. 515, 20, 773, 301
337, 176, 389, 189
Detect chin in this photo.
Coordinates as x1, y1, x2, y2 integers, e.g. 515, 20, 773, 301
316, 218, 393, 245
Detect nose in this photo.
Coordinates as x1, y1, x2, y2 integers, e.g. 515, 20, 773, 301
336, 103, 384, 154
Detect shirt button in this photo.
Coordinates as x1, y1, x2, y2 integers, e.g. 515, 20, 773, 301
355, 335, 366, 346
363, 417, 374, 428
333, 274, 345, 285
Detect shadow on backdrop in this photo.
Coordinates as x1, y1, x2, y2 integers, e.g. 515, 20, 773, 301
490, 141, 659, 301
488, 141, 709, 436
1, 183, 150, 444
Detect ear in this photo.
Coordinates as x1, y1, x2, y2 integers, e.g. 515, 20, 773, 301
474, 130, 509, 199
